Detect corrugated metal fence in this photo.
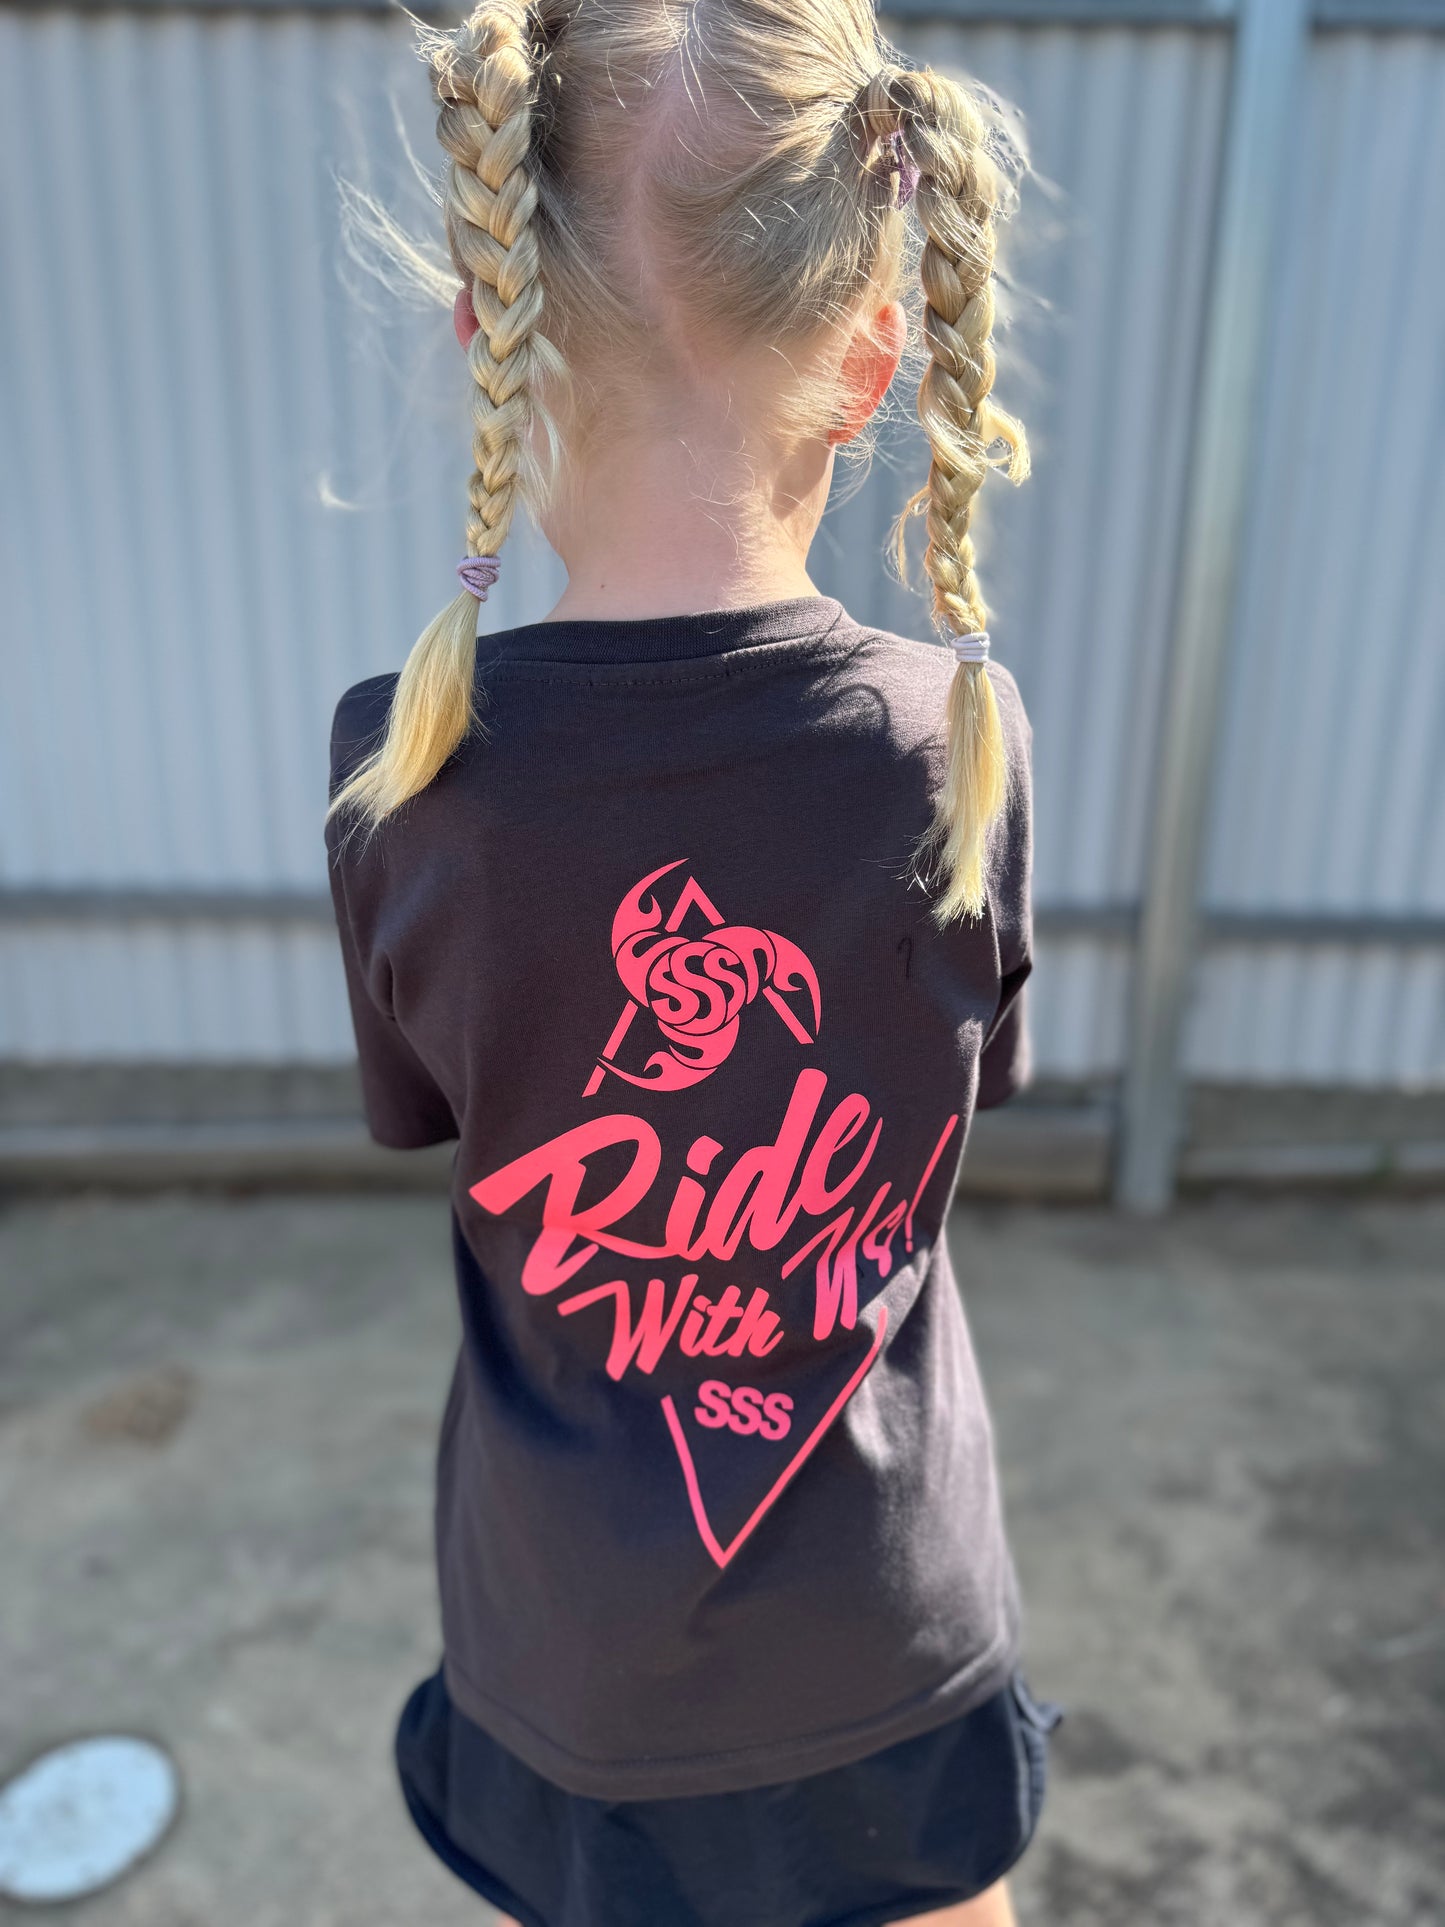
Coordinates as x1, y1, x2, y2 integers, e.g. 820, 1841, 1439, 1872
2, 1, 1442, 1198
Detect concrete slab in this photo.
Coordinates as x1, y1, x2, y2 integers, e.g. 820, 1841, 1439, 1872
7, 1063, 1445, 1200
0, 1192, 1441, 1925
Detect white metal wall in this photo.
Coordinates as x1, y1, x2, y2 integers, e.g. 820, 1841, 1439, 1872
1188, 29, 1445, 1082
0, 7, 563, 1059
1, 9, 1441, 1084
837, 20, 1230, 1080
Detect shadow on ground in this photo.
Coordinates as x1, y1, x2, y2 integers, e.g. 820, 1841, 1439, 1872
1, 1192, 1441, 1925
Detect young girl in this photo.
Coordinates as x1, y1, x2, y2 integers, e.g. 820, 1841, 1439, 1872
325, 3, 1059, 1922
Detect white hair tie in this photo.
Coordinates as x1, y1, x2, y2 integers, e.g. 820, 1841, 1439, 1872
951, 629, 991, 665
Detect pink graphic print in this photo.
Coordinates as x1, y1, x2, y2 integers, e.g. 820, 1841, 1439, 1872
469, 857, 962, 1570
584, 860, 821, 1096
661, 1308, 890, 1568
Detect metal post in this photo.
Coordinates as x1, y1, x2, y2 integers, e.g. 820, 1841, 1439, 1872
1114, 0, 1313, 1214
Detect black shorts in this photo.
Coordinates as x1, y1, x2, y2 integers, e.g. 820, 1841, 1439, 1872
395, 1664, 1062, 1927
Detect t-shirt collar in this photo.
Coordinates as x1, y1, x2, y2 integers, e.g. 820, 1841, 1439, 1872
481, 595, 848, 665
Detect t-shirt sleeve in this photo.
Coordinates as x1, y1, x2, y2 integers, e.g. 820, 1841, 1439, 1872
325, 685, 459, 1151
976, 667, 1035, 1111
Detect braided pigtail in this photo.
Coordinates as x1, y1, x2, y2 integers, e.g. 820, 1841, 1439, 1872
859, 66, 1029, 925
329, 2, 559, 831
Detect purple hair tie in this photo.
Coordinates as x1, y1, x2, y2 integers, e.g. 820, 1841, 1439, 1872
886, 129, 920, 208
456, 555, 501, 601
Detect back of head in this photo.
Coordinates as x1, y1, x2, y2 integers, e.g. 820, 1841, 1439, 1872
330, 0, 1030, 925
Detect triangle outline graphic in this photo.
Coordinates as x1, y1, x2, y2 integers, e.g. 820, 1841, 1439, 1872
584, 864, 819, 1098
660, 1305, 889, 1570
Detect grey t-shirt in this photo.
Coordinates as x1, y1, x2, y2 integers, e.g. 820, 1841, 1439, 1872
326, 595, 1034, 1799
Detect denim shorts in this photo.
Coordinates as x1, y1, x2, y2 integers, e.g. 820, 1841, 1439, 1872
396, 1664, 1063, 1927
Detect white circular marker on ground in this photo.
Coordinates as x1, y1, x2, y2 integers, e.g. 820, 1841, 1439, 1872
0, 1736, 179, 1903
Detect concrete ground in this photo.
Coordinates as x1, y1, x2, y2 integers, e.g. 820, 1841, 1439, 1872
1, 1191, 1441, 1926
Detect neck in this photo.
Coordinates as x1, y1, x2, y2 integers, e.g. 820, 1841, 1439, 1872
541, 423, 833, 622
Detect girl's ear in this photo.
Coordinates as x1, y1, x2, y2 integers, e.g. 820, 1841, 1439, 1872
828, 300, 907, 447
454, 284, 480, 350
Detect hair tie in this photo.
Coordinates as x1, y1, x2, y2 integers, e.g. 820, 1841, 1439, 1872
886, 129, 920, 208
951, 629, 990, 665
456, 555, 501, 601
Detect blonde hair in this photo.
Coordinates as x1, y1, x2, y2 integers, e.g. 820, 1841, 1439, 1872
328, 0, 1029, 925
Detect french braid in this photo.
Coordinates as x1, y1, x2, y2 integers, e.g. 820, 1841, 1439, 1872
330, 3, 558, 827
859, 65, 1029, 923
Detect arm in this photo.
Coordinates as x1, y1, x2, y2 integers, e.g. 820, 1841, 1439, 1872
325, 684, 459, 1150
976, 667, 1035, 1110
